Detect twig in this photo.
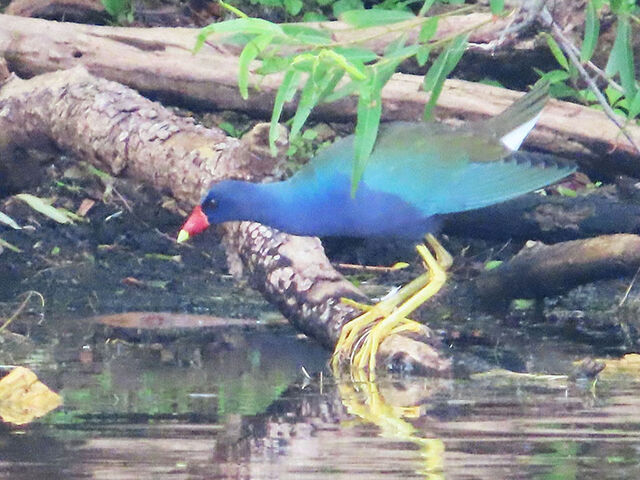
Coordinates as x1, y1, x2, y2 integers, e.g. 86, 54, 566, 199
0, 291, 45, 333
538, 6, 640, 155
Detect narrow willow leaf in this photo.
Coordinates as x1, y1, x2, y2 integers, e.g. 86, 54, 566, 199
606, 16, 637, 100
14, 194, 73, 224
318, 69, 346, 100
290, 63, 337, 140
218, 0, 248, 18
489, 0, 504, 14
418, 16, 439, 43
384, 32, 407, 56
351, 85, 382, 196
284, 0, 303, 15
422, 35, 468, 119
321, 50, 367, 81
0, 237, 22, 253
423, 48, 448, 92
332, 47, 378, 63
418, 0, 436, 16
423, 73, 446, 120
281, 24, 332, 45
205, 18, 283, 36
238, 34, 274, 99
484, 260, 503, 271
0, 211, 20, 230
580, 0, 600, 63
340, 8, 415, 28
416, 45, 431, 66
543, 33, 569, 70
195, 18, 283, 52
323, 79, 360, 103
537, 69, 570, 84
270, 69, 303, 155
444, 33, 468, 71
384, 44, 420, 63
256, 55, 293, 75
628, 90, 640, 120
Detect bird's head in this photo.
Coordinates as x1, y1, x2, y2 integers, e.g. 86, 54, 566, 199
176, 189, 220, 244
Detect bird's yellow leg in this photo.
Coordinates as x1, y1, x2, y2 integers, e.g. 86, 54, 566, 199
332, 235, 452, 374
331, 271, 430, 370
353, 235, 451, 376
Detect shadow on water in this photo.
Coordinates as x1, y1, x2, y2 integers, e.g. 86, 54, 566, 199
2, 318, 640, 480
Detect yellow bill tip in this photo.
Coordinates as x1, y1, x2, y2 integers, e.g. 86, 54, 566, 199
176, 229, 190, 244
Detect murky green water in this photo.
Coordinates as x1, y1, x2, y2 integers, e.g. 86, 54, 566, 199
2, 321, 640, 480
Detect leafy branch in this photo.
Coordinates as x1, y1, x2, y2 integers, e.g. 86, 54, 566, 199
195, 0, 504, 193
539, 0, 640, 153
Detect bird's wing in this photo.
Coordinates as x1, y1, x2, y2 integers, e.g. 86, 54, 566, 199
302, 121, 574, 216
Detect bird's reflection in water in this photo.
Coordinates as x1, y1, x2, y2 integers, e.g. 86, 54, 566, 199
333, 366, 446, 479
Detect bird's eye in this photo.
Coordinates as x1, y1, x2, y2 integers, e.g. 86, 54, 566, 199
206, 198, 217, 209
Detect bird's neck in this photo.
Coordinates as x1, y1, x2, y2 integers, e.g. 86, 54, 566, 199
209, 180, 316, 234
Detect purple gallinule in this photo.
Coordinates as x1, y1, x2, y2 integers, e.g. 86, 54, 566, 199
178, 82, 575, 375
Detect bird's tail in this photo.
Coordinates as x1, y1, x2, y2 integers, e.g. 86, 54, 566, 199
477, 80, 550, 151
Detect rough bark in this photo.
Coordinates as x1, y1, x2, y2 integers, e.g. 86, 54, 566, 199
0, 15, 638, 180
0, 66, 450, 373
475, 234, 640, 301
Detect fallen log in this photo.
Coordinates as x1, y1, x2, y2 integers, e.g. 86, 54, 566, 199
475, 234, 640, 301
0, 14, 638, 180
0, 66, 451, 374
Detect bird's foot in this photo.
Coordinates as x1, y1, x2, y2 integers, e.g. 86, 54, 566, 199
331, 234, 451, 379
331, 306, 424, 375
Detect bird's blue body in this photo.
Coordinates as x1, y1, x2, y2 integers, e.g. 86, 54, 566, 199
203, 121, 574, 239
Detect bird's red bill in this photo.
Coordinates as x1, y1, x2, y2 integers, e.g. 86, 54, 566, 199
177, 205, 209, 243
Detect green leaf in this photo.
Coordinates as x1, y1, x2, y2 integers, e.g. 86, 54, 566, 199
416, 45, 431, 66
238, 34, 274, 99
0, 237, 21, 253
201, 18, 282, 37
418, 16, 439, 43
256, 55, 294, 75
332, 47, 378, 63
628, 90, 640, 120
423, 34, 467, 119
321, 50, 367, 81
484, 260, 503, 271
543, 33, 569, 70
512, 298, 535, 310
302, 12, 328, 22
340, 8, 415, 28
289, 62, 339, 140
0, 211, 20, 230
418, 0, 437, 16
537, 69, 570, 84
284, 0, 303, 15
218, 0, 248, 18
333, 0, 364, 18
605, 85, 624, 105
605, 16, 637, 100
580, 0, 600, 63
281, 24, 332, 45
323, 79, 360, 103
384, 32, 408, 56
14, 194, 73, 224
351, 84, 382, 196
489, 0, 504, 14
556, 185, 577, 197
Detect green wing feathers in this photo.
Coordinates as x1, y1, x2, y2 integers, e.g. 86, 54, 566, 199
431, 152, 575, 214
